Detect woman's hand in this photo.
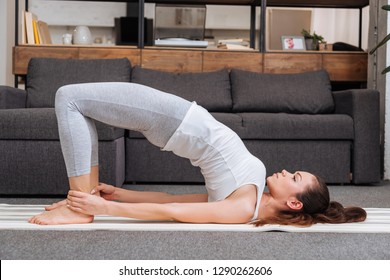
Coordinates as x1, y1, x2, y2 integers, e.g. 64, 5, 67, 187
45, 183, 116, 211
91, 183, 117, 201
67, 190, 109, 216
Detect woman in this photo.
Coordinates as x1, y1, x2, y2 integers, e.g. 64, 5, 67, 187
29, 82, 366, 226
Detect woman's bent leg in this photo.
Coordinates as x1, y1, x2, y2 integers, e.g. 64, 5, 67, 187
56, 82, 191, 178
30, 82, 191, 225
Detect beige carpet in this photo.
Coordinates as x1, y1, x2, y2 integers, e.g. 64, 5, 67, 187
1, 204, 390, 232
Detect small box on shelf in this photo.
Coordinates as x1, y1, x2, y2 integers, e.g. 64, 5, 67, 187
319, 43, 333, 51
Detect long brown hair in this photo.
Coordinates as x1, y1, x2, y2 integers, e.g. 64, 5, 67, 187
252, 175, 367, 227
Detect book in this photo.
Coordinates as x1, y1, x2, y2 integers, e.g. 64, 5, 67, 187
217, 43, 252, 50
217, 38, 252, 50
21, 10, 26, 44
218, 38, 247, 45
33, 19, 40, 44
37, 21, 52, 45
24, 11, 38, 44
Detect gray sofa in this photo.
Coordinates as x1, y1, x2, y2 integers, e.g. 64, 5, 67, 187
0, 58, 380, 196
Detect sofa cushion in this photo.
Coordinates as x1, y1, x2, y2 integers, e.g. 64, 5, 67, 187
131, 66, 232, 112
26, 58, 131, 108
239, 113, 353, 140
230, 69, 334, 114
0, 86, 27, 109
0, 108, 124, 140
212, 112, 243, 134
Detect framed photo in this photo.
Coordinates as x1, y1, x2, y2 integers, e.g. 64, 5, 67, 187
281, 36, 306, 51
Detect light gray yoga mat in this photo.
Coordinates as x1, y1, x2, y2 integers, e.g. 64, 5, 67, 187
1, 204, 389, 232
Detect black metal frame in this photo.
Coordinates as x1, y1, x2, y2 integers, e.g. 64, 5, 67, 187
15, 0, 369, 49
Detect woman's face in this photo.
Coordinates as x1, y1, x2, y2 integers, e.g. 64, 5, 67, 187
266, 170, 316, 202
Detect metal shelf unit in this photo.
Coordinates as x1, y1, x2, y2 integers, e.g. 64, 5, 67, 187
15, 0, 369, 52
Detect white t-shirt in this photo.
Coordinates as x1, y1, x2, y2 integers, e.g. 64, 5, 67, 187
163, 102, 266, 220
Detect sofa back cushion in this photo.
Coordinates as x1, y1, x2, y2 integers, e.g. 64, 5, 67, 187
26, 58, 131, 108
230, 69, 334, 114
131, 66, 232, 112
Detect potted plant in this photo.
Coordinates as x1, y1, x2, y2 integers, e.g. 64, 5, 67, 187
369, 5, 390, 74
301, 29, 325, 50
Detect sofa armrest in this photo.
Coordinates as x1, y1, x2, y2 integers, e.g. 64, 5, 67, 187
333, 89, 380, 183
0, 86, 27, 109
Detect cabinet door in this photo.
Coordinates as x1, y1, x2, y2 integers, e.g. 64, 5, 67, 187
323, 53, 368, 82
141, 49, 203, 73
264, 53, 322, 74
13, 46, 78, 75
78, 48, 141, 66
203, 51, 262, 72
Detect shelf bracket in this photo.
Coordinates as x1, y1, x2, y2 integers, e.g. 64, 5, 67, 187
138, 0, 145, 48
259, 0, 266, 52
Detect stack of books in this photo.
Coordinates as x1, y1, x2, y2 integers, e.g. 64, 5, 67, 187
23, 11, 52, 45
217, 38, 251, 50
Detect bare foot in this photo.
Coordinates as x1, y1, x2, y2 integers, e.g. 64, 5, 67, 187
28, 204, 93, 225
45, 199, 67, 211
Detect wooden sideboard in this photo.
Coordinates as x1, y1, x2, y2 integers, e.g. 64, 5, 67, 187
13, 45, 368, 83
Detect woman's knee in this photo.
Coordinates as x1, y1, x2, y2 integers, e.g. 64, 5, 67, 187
55, 85, 72, 105
55, 84, 82, 113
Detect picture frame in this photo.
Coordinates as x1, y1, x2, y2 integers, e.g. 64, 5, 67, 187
281, 36, 306, 51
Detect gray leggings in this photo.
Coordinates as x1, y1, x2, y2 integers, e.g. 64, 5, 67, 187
55, 82, 192, 177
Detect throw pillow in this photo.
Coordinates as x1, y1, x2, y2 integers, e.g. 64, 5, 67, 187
26, 58, 131, 108
230, 69, 334, 114
131, 66, 232, 112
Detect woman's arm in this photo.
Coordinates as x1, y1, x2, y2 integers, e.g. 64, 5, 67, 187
115, 188, 208, 203
107, 200, 252, 223
95, 183, 208, 204
67, 190, 254, 224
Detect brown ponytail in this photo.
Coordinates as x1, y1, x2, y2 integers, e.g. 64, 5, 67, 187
252, 175, 367, 227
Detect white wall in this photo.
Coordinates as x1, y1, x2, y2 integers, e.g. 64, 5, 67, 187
312, 7, 369, 50
0, 0, 15, 86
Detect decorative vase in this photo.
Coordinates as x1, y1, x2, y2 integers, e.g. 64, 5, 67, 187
62, 33, 72, 45
73, 26, 93, 45
305, 38, 318, 50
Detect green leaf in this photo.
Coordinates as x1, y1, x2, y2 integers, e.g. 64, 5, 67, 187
301, 29, 312, 38
382, 65, 390, 75
382, 5, 390, 11
370, 33, 390, 54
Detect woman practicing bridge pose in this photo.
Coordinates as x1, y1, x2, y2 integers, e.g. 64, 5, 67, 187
29, 82, 366, 226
